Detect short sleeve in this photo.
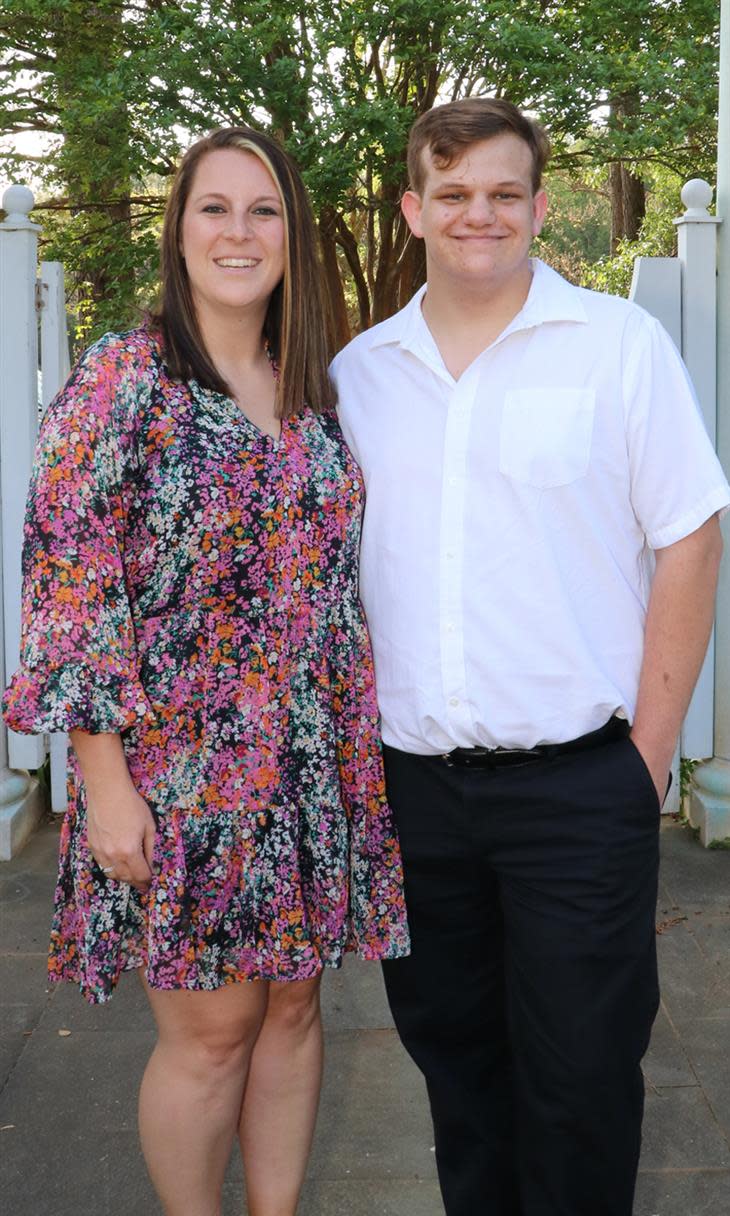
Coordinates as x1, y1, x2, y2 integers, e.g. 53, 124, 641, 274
2, 333, 156, 735
622, 314, 730, 549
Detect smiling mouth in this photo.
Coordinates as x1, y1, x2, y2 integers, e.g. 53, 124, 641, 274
214, 257, 260, 268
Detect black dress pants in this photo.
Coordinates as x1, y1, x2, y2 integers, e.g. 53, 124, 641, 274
381, 735, 661, 1216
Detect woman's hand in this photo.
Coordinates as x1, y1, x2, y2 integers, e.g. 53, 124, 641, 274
86, 784, 156, 892
70, 730, 156, 892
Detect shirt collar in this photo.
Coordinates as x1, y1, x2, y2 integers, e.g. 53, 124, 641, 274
367, 258, 589, 358
368, 282, 428, 352
515, 258, 589, 330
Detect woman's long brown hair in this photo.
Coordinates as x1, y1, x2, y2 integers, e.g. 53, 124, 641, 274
151, 127, 335, 415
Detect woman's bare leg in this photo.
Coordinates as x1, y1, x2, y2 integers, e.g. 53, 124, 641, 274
239, 974, 324, 1216
139, 977, 269, 1216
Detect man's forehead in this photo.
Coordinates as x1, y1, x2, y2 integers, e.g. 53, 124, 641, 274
421, 135, 533, 184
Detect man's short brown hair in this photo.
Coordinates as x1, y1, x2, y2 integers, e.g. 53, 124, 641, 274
407, 98, 551, 196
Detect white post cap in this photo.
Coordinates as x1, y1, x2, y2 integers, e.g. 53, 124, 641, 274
1, 184, 36, 224
680, 179, 714, 217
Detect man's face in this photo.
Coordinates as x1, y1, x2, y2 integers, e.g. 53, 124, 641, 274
402, 133, 547, 293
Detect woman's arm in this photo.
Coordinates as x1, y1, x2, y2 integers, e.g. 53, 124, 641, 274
70, 730, 156, 892
3, 334, 156, 739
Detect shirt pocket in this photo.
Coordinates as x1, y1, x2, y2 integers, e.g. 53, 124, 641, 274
498, 388, 595, 489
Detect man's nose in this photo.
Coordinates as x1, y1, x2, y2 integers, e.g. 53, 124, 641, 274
464, 195, 496, 224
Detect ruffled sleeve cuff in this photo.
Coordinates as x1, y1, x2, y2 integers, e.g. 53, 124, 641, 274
2, 661, 156, 735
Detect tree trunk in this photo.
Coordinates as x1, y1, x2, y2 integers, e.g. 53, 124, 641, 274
608, 91, 646, 253
397, 229, 427, 309
371, 206, 399, 325
318, 209, 351, 351
609, 162, 646, 252
335, 217, 371, 333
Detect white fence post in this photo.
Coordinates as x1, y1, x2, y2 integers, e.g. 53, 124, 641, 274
690, 0, 730, 846
675, 181, 720, 442
628, 257, 683, 812
39, 261, 71, 411
37, 260, 71, 813
0, 185, 45, 856
674, 182, 721, 765
629, 180, 721, 817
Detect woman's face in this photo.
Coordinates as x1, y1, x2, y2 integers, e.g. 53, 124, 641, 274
180, 147, 286, 328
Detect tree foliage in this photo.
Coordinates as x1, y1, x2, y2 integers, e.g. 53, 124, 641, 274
580, 163, 686, 296
0, 0, 720, 344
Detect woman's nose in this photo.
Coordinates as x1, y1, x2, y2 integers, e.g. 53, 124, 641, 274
223, 209, 253, 239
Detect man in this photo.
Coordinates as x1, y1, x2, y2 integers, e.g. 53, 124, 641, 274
331, 98, 729, 1216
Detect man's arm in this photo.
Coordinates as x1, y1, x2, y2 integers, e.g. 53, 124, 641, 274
630, 514, 724, 801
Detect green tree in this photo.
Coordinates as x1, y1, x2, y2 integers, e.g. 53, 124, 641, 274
0, 0, 719, 342
535, 168, 612, 282
580, 163, 686, 296
1, 1, 157, 337
544, 0, 718, 247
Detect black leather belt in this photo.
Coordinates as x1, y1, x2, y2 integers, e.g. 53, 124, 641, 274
441, 717, 630, 769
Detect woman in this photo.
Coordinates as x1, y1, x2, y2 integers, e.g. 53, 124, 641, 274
3, 127, 409, 1216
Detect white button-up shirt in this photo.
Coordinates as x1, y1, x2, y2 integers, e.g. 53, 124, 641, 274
331, 260, 730, 754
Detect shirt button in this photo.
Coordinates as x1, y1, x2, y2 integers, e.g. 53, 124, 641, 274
445, 550, 455, 560
449, 697, 459, 707
445, 622, 456, 632
448, 476, 458, 487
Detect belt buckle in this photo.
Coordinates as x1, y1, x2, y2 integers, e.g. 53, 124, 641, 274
493, 746, 545, 768
442, 748, 492, 767
442, 745, 543, 769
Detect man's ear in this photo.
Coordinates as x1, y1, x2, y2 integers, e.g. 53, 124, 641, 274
401, 189, 424, 238
532, 188, 548, 238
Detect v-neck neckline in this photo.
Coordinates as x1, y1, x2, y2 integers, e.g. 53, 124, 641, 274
188, 379, 288, 448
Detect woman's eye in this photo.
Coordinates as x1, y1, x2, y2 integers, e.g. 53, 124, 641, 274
254, 206, 278, 216
202, 204, 225, 213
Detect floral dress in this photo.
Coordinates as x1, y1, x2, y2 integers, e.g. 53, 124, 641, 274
3, 328, 409, 1003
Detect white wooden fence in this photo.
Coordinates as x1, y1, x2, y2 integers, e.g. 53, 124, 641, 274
0, 178, 726, 855
0, 186, 71, 854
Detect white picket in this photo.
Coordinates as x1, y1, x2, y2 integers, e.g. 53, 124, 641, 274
38, 261, 72, 812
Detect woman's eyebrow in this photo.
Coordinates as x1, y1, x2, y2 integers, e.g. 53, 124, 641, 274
192, 191, 281, 204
